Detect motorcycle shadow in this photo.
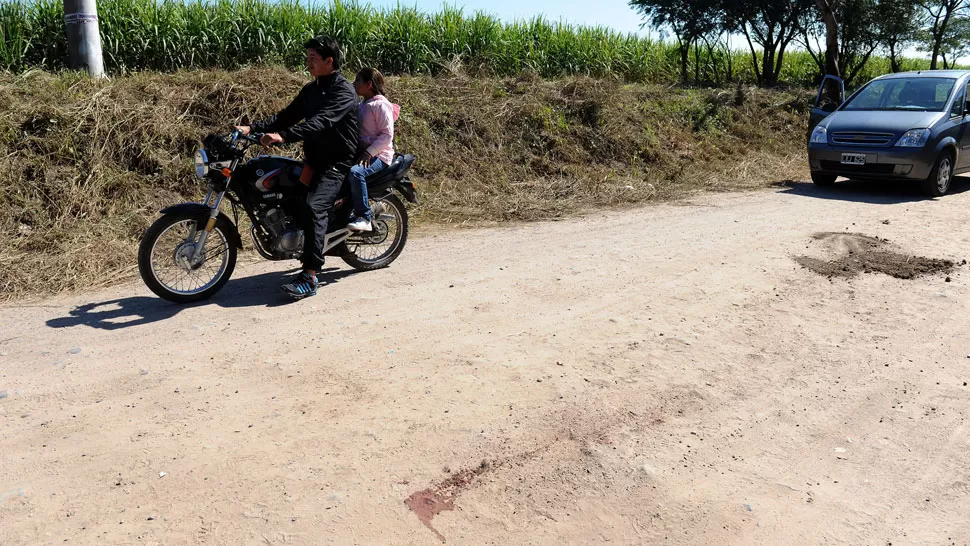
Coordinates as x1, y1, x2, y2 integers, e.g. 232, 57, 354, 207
45, 267, 359, 331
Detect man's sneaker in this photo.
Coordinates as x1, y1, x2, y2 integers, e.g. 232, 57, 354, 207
281, 271, 318, 300
347, 216, 372, 232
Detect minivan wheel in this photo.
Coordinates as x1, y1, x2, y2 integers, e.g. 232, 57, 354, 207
921, 151, 954, 197
811, 173, 837, 186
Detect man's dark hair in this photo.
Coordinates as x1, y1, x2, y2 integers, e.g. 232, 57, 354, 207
305, 35, 342, 70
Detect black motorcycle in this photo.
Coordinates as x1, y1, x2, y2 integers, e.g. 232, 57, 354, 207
137, 130, 417, 303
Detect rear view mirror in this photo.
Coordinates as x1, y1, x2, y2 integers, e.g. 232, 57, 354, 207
821, 102, 838, 113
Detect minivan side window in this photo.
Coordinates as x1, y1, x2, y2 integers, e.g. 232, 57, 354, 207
952, 85, 966, 117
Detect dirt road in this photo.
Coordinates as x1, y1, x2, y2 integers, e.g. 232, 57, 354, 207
3, 181, 970, 545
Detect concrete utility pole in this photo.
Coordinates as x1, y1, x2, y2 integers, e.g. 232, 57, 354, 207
64, 0, 105, 77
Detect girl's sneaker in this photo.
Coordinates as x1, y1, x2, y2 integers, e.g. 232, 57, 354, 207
347, 216, 372, 232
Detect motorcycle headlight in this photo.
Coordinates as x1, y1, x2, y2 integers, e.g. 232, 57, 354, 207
194, 149, 210, 179
810, 125, 828, 144
895, 129, 931, 148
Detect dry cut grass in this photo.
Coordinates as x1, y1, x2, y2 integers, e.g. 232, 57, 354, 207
0, 67, 809, 298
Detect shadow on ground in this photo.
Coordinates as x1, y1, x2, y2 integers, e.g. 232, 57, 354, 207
46, 267, 358, 331
773, 175, 970, 204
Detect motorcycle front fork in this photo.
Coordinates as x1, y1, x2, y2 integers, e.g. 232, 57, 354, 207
189, 189, 226, 264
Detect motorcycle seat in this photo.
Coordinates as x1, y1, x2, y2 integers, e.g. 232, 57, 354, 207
365, 154, 415, 188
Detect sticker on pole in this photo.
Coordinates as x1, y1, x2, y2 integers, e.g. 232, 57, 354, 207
65, 13, 99, 25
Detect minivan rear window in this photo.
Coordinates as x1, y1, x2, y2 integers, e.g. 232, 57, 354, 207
842, 77, 957, 112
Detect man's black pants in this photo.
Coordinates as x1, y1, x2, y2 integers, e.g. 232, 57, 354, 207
301, 165, 348, 271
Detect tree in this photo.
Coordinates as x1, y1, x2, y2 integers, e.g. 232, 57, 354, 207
629, 0, 723, 83
876, 0, 920, 72
812, 0, 841, 77
837, 0, 880, 83
723, 0, 815, 86
917, 0, 970, 70
803, 0, 881, 85
937, 16, 970, 67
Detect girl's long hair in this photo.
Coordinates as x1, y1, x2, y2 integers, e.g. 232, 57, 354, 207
355, 67, 387, 97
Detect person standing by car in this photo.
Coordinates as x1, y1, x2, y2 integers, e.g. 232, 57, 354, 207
236, 35, 358, 299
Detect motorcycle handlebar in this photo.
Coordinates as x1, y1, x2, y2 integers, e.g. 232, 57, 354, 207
230, 129, 268, 148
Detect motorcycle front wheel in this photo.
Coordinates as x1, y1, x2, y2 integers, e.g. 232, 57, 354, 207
138, 213, 238, 303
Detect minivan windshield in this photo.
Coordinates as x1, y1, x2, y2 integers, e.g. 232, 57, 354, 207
842, 77, 957, 112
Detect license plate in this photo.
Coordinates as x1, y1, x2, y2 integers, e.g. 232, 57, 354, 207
841, 153, 866, 165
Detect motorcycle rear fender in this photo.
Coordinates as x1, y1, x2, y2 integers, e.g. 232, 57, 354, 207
396, 178, 419, 204
160, 203, 243, 248
369, 177, 418, 204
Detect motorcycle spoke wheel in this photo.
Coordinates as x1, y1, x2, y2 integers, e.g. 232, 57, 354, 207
345, 198, 402, 264
149, 219, 231, 296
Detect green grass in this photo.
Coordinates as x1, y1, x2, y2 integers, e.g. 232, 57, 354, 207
0, 0, 938, 86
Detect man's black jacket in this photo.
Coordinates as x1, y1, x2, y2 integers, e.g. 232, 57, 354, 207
251, 71, 359, 172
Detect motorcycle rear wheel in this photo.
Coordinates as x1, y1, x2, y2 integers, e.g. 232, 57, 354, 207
340, 193, 409, 271
138, 213, 238, 303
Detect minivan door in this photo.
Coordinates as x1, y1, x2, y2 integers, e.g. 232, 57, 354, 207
808, 75, 845, 140
958, 81, 970, 169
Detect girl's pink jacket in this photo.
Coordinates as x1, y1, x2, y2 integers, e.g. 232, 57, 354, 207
358, 95, 400, 165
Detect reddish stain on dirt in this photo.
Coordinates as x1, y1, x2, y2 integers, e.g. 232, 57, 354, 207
404, 489, 454, 543
405, 460, 494, 543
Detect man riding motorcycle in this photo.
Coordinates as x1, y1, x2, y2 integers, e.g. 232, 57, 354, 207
236, 35, 358, 300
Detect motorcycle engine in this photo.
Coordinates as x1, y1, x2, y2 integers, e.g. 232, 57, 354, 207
262, 208, 304, 256
279, 230, 304, 253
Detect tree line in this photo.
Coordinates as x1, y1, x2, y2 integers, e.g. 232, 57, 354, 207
630, 0, 970, 86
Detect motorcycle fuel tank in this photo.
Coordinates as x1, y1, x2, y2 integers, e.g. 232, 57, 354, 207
234, 156, 305, 193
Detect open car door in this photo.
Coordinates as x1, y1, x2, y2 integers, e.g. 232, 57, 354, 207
808, 75, 845, 139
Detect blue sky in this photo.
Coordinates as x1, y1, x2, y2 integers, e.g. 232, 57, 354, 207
349, 1, 930, 58
357, 1, 780, 52
363, 0, 652, 36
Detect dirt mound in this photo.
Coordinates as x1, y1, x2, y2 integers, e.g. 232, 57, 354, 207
795, 232, 955, 280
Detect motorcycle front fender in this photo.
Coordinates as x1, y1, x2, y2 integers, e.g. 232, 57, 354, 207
159, 203, 243, 249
